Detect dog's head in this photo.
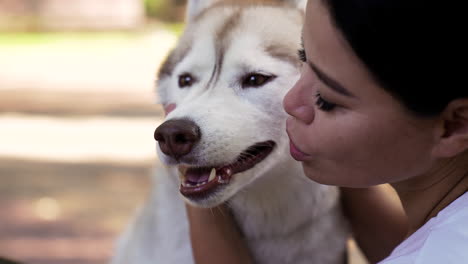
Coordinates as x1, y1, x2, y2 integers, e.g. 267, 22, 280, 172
154, 0, 304, 207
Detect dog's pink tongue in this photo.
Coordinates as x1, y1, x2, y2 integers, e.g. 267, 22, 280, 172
186, 167, 211, 183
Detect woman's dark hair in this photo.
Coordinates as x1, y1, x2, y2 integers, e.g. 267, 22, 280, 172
322, 0, 465, 116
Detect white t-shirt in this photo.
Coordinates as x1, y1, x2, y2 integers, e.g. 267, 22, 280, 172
379, 192, 468, 264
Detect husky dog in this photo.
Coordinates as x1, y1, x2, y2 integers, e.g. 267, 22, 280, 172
112, 0, 349, 263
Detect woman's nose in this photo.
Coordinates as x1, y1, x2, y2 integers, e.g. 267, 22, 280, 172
283, 77, 315, 124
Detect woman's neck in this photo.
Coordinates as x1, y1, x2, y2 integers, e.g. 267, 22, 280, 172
392, 153, 468, 236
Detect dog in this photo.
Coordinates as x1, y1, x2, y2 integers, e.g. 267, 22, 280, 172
112, 0, 349, 263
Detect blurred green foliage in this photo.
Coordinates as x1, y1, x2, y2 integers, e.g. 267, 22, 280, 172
145, 0, 168, 18
164, 22, 185, 36
145, 0, 185, 22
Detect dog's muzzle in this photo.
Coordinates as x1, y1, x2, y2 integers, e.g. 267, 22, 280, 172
154, 119, 201, 161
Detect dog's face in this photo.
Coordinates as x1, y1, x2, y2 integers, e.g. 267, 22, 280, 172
155, 1, 303, 207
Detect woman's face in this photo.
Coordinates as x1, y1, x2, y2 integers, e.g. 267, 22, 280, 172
283, 0, 437, 187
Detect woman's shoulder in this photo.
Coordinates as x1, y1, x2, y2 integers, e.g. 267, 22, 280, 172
380, 192, 468, 264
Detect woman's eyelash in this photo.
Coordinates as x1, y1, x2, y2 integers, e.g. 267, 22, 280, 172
315, 93, 337, 111
298, 48, 306, 62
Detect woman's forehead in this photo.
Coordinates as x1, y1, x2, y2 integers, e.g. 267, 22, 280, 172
303, 1, 364, 93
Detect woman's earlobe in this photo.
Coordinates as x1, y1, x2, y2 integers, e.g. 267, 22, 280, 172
432, 99, 468, 158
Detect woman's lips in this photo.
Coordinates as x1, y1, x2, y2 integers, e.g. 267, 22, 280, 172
286, 119, 310, 161
289, 140, 310, 161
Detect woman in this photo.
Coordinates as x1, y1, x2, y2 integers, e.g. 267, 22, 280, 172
186, 0, 468, 263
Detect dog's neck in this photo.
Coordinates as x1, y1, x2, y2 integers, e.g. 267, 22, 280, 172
228, 158, 339, 237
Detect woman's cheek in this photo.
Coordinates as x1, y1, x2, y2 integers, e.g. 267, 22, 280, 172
310, 115, 361, 158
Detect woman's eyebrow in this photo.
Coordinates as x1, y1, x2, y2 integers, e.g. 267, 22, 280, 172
308, 61, 354, 97
301, 35, 354, 97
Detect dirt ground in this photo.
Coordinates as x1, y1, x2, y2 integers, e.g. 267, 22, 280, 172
0, 158, 153, 264
0, 28, 367, 264
0, 28, 172, 264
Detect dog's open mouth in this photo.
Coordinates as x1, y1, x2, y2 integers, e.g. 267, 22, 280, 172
178, 140, 275, 198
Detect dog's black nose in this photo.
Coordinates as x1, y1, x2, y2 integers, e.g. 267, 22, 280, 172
154, 119, 201, 160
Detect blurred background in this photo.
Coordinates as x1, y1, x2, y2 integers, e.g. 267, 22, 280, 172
0, 1, 367, 263
0, 0, 181, 263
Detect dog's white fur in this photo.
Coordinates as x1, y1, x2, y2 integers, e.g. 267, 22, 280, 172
112, 1, 349, 263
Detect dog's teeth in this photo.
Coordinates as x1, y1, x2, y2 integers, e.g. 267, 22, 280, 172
182, 181, 191, 187
218, 178, 227, 184
209, 168, 216, 182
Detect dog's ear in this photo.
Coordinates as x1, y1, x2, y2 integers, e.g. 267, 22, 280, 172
186, 0, 222, 22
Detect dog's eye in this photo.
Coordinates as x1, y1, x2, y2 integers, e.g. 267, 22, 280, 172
241, 73, 275, 88
178, 73, 196, 88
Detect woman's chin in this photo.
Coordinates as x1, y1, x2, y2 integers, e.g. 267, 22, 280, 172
301, 165, 370, 188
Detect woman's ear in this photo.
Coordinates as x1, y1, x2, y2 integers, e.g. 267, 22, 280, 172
432, 99, 468, 157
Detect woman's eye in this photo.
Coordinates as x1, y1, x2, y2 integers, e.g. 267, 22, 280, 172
298, 48, 306, 62
178, 73, 196, 88
315, 93, 337, 111
241, 73, 275, 88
